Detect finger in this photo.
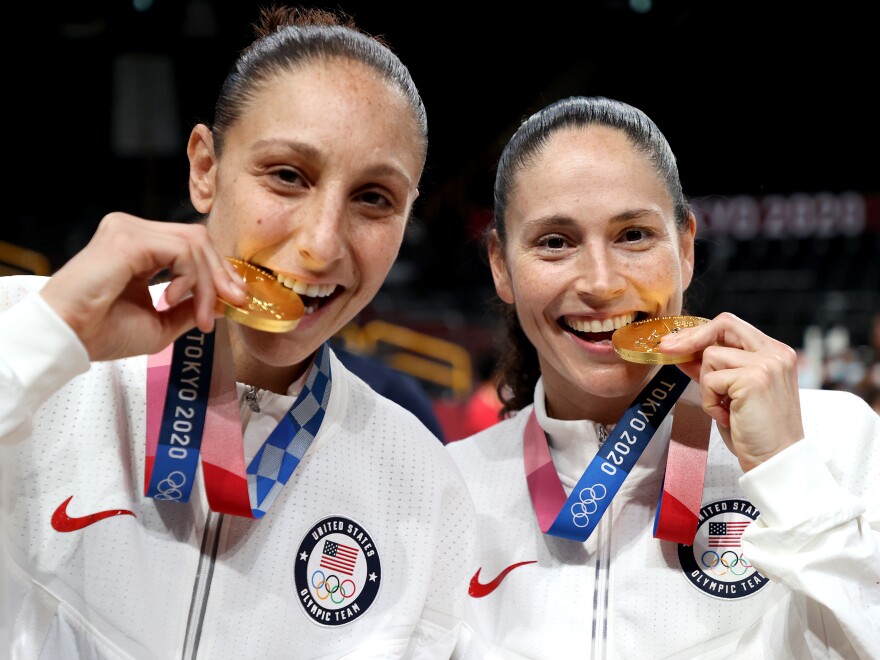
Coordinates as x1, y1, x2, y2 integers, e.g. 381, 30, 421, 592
699, 344, 770, 372
155, 299, 202, 350
659, 312, 777, 355
180, 225, 247, 331
671, 357, 702, 383
698, 366, 737, 428
186, 243, 218, 333
201, 240, 247, 305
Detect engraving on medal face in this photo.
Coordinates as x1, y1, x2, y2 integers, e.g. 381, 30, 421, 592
634, 329, 663, 352
611, 315, 711, 365
247, 296, 286, 320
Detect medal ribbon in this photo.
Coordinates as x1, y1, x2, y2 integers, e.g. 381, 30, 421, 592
652, 401, 712, 544
524, 365, 704, 542
145, 326, 214, 504
146, 317, 332, 518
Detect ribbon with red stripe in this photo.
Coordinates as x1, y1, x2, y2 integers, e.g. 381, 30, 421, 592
524, 366, 710, 544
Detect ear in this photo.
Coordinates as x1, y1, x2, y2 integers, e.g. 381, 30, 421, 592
488, 230, 515, 304
680, 211, 697, 290
187, 124, 217, 214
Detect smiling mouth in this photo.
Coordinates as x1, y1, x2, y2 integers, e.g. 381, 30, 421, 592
561, 311, 647, 342
245, 262, 342, 315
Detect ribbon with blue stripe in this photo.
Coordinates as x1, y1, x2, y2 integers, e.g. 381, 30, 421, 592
546, 364, 691, 541
146, 326, 214, 503
246, 342, 332, 518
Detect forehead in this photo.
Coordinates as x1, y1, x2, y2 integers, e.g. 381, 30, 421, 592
227, 58, 424, 172
508, 125, 670, 215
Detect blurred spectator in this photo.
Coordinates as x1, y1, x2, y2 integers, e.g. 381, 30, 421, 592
461, 351, 505, 437
811, 314, 880, 409
859, 311, 880, 405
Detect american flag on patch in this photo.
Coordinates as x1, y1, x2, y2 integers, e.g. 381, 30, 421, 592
708, 521, 750, 547
319, 540, 360, 575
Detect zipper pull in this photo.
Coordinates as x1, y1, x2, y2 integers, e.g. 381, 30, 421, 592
245, 385, 261, 413
597, 423, 608, 445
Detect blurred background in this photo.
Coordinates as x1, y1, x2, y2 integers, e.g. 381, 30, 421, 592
5, 0, 878, 439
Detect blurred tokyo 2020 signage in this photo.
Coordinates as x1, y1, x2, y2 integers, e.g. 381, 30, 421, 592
691, 191, 877, 240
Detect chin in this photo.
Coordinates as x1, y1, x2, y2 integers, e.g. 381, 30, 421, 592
236, 325, 316, 368
580, 361, 651, 396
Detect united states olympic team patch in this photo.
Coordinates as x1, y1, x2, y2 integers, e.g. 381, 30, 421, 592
677, 498, 769, 600
295, 515, 381, 625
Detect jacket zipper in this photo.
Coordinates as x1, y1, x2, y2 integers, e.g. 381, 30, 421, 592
591, 514, 611, 659
181, 510, 223, 659
591, 423, 611, 659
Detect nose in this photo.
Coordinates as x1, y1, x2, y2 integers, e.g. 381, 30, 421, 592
574, 242, 626, 300
294, 195, 347, 269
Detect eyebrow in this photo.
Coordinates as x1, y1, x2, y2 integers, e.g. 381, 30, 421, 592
523, 208, 660, 230
251, 138, 414, 186
252, 138, 320, 160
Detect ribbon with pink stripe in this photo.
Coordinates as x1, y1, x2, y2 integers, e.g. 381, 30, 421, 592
524, 365, 709, 544
146, 310, 331, 518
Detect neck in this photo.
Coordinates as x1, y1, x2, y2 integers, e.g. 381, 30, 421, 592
237, 362, 309, 395
540, 361, 660, 426
229, 339, 313, 395
545, 394, 632, 426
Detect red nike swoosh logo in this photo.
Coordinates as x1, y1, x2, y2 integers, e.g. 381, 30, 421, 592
51, 496, 135, 532
469, 560, 537, 598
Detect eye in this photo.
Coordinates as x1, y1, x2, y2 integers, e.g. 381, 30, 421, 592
537, 233, 570, 250
621, 227, 649, 243
357, 189, 394, 210
273, 167, 307, 187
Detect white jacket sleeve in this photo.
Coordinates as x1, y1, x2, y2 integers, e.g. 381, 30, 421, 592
0, 278, 90, 444
739, 394, 880, 659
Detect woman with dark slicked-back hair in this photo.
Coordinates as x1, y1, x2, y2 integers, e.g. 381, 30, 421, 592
0, 6, 475, 658
448, 95, 880, 659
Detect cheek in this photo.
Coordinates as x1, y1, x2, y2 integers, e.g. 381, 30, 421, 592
354, 226, 405, 282
634, 252, 685, 304
508, 262, 553, 324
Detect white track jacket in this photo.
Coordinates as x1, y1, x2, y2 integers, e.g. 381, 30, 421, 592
0, 276, 476, 660
447, 378, 880, 659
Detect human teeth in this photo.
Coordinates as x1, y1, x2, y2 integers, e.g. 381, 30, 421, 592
566, 312, 635, 333
276, 275, 336, 298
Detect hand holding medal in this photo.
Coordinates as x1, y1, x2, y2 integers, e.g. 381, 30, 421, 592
39, 213, 250, 361
647, 312, 804, 472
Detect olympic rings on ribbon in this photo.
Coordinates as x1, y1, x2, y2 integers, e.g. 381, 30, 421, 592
153, 470, 187, 500
569, 484, 608, 528
311, 570, 357, 603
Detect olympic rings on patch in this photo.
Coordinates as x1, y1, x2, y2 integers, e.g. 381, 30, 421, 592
570, 484, 608, 528
153, 470, 187, 500
721, 550, 747, 576
701, 550, 753, 576
311, 570, 357, 603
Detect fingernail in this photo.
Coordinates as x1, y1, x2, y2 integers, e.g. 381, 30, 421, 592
230, 279, 247, 296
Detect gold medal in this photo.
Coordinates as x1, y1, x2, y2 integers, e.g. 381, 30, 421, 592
218, 257, 305, 333
612, 315, 710, 364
